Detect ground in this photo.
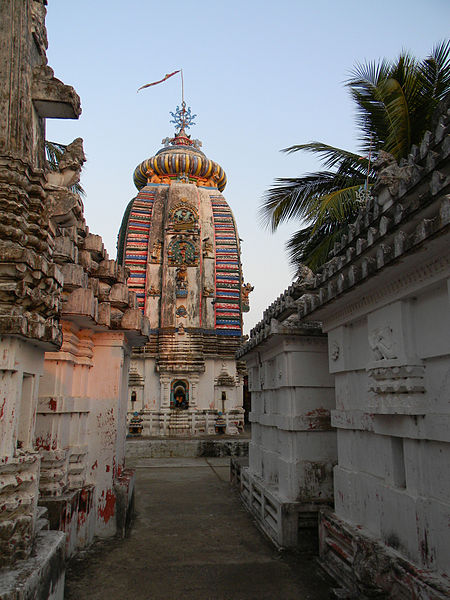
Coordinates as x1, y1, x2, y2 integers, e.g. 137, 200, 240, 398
64, 457, 333, 599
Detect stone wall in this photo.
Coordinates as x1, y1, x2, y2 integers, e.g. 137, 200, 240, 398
0, 1, 149, 596
235, 319, 336, 547
237, 99, 450, 598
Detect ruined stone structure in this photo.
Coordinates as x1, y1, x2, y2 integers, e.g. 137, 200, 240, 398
236, 101, 450, 598
0, 2, 148, 597
118, 109, 249, 436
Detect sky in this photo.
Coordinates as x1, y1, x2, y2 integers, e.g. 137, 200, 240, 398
45, 0, 450, 333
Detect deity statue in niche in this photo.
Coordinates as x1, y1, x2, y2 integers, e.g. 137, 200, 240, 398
150, 239, 162, 263
168, 236, 198, 266
176, 266, 187, 289
202, 237, 213, 257
171, 380, 188, 408
170, 202, 198, 231
173, 207, 195, 224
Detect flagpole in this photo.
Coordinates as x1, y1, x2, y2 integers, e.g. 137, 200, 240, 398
181, 69, 184, 105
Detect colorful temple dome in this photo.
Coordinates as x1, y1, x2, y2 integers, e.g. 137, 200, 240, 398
117, 102, 251, 336
132, 109, 227, 192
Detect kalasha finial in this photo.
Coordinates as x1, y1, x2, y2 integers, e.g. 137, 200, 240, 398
162, 101, 202, 149
170, 101, 196, 131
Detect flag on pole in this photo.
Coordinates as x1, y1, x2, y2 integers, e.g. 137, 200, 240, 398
137, 70, 181, 92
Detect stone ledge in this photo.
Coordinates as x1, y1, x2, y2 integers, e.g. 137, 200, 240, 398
0, 530, 65, 600
331, 410, 450, 442
319, 508, 450, 600
125, 438, 249, 459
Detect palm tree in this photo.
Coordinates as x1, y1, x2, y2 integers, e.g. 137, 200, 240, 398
261, 41, 450, 271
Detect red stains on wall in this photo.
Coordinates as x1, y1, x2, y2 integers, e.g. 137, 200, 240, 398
98, 489, 116, 524
35, 433, 57, 451
306, 407, 332, 430
0, 398, 6, 420
48, 398, 57, 411
91, 460, 98, 471
96, 408, 116, 448
77, 487, 93, 528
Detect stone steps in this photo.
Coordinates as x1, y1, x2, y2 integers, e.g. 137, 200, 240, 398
126, 438, 249, 459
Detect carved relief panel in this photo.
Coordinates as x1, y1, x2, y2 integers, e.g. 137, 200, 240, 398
366, 301, 426, 414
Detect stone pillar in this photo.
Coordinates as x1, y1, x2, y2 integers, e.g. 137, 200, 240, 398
0, 338, 44, 566
86, 331, 133, 539
160, 375, 171, 409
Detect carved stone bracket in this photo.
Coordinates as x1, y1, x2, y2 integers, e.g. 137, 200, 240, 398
367, 359, 426, 414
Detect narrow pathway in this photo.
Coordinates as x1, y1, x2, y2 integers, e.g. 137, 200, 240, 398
64, 458, 332, 599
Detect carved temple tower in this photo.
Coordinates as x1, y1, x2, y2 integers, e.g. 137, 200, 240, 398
118, 104, 250, 436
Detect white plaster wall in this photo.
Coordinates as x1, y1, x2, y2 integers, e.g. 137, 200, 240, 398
246, 334, 337, 504
329, 277, 450, 575
0, 337, 44, 457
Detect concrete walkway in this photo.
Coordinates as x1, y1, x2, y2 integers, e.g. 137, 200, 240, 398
64, 458, 333, 599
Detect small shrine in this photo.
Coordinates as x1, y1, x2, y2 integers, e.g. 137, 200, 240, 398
117, 100, 250, 436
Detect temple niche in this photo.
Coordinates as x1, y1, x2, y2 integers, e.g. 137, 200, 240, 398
117, 105, 249, 436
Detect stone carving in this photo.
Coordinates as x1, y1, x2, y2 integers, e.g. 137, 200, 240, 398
204, 173, 220, 188
296, 264, 315, 287
175, 266, 188, 298
330, 341, 340, 361
148, 285, 160, 296
168, 236, 198, 266
176, 266, 187, 289
170, 201, 198, 232
368, 327, 397, 360
147, 168, 162, 183
241, 282, 254, 313
30, 0, 48, 56
373, 150, 414, 202
176, 305, 187, 318
202, 237, 213, 257
46, 137, 86, 189
150, 239, 162, 263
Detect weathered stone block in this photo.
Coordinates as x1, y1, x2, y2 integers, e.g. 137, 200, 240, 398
97, 302, 111, 327
53, 235, 77, 264
109, 283, 129, 309
63, 288, 97, 321
60, 263, 87, 291
83, 233, 104, 260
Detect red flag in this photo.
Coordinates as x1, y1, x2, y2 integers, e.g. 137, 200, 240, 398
137, 70, 181, 92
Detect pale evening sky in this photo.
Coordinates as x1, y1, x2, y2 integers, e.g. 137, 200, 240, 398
45, 0, 450, 333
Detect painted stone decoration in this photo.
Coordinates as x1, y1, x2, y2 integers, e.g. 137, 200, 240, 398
176, 305, 187, 318
168, 236, 198, 266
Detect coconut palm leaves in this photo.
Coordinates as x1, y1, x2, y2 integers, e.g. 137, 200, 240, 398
261, 41, 450, 270
45, 140, 86, 197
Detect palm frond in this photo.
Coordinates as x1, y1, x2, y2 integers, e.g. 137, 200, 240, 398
261, 42, 450, 271
286, 222, 350, 272
307, 184, 368, 231
282, 142, 364, 171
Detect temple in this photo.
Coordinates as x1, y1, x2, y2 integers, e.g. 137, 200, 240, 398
117, 104, 249, 436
